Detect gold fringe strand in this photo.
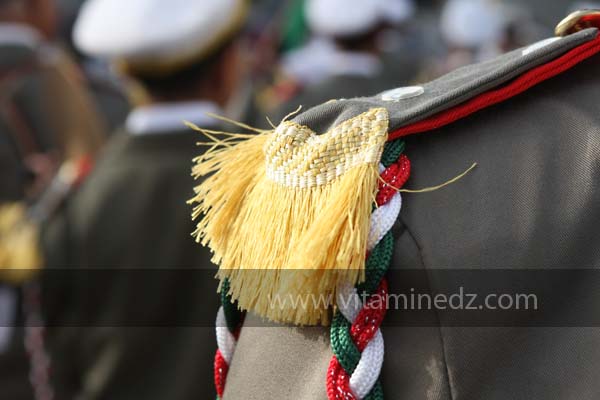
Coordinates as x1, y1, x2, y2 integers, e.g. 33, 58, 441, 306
380, 162, 478, 194
0, 203, 42, 284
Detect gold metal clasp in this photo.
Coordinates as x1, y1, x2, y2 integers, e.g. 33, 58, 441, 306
556, 9, 600, 37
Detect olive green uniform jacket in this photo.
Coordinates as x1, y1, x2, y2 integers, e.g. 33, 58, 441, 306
222, 28, 600, 400
0, 24, 107, 400
42, 128, 219, 399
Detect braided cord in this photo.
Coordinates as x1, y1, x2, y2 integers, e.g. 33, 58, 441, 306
215, 278, 244, 400
327, 139, 409, 400
212, 140, 409, 400
220, 279, 242, 330
380, 140, 405, 168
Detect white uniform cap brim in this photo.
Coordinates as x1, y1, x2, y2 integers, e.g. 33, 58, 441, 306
306, 0, 415, 38
441, 0, 507, 49
74, 0, 244, 67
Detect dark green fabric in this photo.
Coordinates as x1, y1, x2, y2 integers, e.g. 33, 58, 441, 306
42, 130, 220, 400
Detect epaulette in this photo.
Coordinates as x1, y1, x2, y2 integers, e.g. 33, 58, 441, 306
192, 25, 600, 318
292, 27, 600, 141
189, 16, 600, 400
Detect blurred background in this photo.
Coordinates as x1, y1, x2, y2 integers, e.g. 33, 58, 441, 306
0, 0, 595, 399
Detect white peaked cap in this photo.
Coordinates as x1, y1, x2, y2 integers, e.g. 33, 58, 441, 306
306, 0, 415, 38
73, 0, 246, 73
440, 0, 507, 49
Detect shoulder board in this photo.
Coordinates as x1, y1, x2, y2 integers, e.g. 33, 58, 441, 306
291, 28, 600, 141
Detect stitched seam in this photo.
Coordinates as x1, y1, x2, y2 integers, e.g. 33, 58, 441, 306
397, 217, 455, 400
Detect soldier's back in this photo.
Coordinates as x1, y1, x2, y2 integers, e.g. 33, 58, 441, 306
200, 21, 600, 400
43, 128, 219, 399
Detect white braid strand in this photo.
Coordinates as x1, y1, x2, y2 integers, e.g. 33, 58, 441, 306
216, 306, 237, 365
336, 190, 402, 399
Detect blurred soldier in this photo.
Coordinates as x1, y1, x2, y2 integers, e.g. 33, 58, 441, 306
435, 0, 543, 77
439, 0, 509, 73
55, 0, 130, 133
0, 0, 104, 200
0, 0, 105, 399
186, 9, 600, 400
42, 0, 249, 399
273, 0, 418, 121
505, 0, 574, 29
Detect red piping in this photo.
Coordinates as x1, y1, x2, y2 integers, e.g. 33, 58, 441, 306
388, 34, 600, 141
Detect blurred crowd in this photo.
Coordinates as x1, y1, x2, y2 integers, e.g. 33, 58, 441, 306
0, 0, 593, 399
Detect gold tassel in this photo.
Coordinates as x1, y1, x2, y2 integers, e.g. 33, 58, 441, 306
0, 203, 42, 284
189, 108, 389, 325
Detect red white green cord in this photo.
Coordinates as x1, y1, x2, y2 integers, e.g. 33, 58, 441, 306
327, 141, 409, 400
214, 140, 409, 400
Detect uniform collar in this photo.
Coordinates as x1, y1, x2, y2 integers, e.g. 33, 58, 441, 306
126, 101, 222, 136
0, 23, 42, 49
